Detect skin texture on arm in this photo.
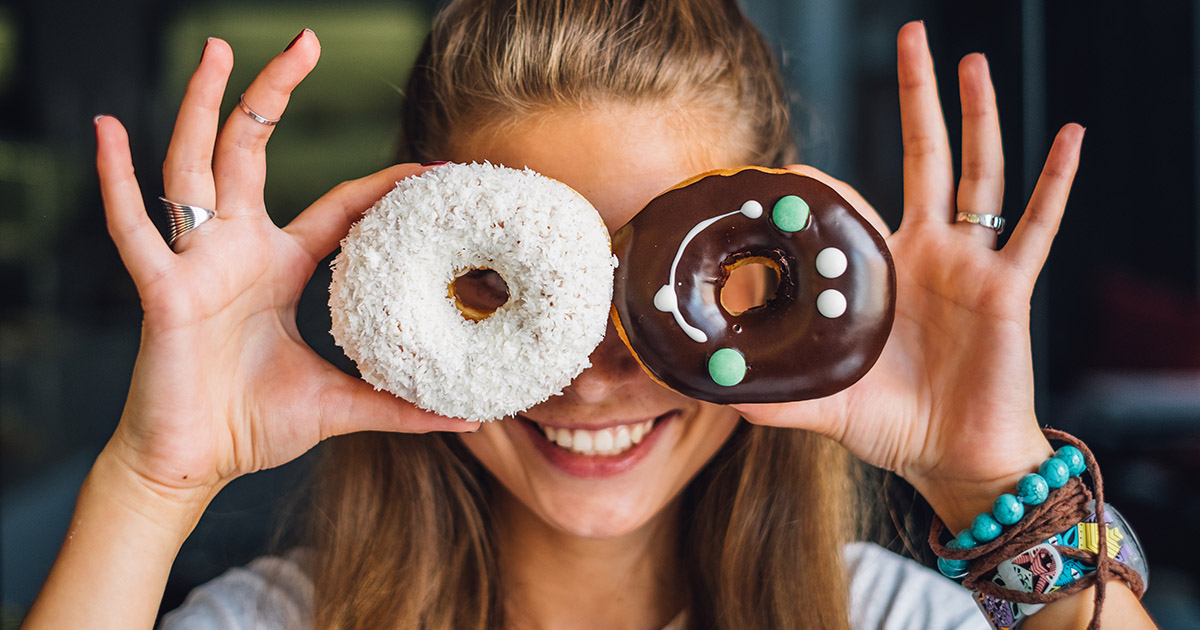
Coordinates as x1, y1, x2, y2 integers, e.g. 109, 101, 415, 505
21, 447, 217, 629
1024, 582, 1157, 630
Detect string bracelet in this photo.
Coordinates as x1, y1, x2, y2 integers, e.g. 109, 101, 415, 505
928, 429, 1148, 630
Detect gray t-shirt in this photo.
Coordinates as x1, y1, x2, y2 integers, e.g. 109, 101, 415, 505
160, 542, 987, 629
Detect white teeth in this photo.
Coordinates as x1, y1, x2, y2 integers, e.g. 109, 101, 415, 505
594, 428, 615, 454
572, 429, 594, 455
536, 418, 658, 456
614, 425, 632, 450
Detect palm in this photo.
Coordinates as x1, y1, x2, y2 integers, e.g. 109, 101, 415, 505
736, 23, 1084, 518
835, 224, 1038, 473
98, 34, 473, 494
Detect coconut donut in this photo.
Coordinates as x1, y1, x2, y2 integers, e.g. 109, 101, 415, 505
329, 162, 615, 422
611, 166, 895, 403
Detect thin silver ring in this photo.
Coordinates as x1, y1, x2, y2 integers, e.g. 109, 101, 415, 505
160, 197, 216, 247
955, 212, 1006, 235
238, 93, 280, 126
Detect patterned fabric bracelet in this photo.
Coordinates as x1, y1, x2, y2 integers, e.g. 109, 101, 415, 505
972, 502, 1149, 630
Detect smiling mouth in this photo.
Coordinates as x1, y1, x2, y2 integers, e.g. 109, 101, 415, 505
524, 416, 663, 456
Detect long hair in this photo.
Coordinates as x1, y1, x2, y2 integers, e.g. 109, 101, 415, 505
313, 1, 856, 628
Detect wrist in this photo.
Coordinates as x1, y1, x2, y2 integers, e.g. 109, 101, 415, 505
92, 441, 223, 538
913, 441, 1054, 533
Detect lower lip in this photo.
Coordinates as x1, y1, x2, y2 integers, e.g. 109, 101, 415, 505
517, 412, 676, 479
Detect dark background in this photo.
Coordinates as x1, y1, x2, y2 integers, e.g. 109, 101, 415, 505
2, 0, 1197, 627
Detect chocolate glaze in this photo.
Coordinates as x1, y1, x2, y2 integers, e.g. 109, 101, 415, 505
612, 168, 896, 403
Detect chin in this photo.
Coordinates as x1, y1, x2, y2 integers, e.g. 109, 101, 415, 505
524, 479, 677, 540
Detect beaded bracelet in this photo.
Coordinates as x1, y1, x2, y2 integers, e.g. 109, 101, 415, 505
935, 444, 1087, 580
928, 429, 1148, 630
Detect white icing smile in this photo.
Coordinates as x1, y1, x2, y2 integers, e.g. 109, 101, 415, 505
535, 419, 657, 456
655, 200, 764, 343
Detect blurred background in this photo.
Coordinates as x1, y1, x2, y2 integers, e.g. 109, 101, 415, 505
1, 0, 1197, 627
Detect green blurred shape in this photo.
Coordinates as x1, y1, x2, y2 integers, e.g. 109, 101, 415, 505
161, 3, 430, 221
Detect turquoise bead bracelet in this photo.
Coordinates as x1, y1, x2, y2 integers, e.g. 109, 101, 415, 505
937, 445, 1086, 579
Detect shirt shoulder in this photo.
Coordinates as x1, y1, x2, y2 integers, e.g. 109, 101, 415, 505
157, 549, 313, 630
844, 542, 990, 630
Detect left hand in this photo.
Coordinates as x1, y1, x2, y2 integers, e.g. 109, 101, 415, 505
734, 21, 1084, 530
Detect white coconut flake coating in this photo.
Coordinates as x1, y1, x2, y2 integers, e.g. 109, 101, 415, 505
329, 162, 615, 422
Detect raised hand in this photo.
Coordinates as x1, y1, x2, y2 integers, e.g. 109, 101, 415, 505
96, 31, 475, 502
735, 21, 1084, 529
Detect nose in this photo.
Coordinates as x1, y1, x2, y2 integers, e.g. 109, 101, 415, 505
565, 318, 645, 404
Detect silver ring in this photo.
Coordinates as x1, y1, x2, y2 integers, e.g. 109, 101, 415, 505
238, 93, 280, 126
160, 197, 216, 246
955, 212, 1005, 234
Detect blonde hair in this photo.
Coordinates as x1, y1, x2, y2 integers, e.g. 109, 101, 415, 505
398, 0, 797, 166
312, 1, 857, 628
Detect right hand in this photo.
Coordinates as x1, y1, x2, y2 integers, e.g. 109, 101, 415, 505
96, 31, 476, 504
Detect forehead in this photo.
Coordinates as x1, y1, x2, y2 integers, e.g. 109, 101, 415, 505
446, 104, 745, 233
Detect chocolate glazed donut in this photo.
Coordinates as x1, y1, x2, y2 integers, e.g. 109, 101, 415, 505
611, 167, 896, 403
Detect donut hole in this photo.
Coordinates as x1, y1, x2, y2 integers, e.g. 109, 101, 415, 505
720, 257, 781, 316
450, 268, 510, 321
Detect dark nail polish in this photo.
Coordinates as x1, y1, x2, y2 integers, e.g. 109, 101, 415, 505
421, 160, 449, 167
285, 29, 309, 51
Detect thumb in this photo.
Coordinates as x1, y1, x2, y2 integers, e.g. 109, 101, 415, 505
731, 398, 847, 442
314, 368, 481, 439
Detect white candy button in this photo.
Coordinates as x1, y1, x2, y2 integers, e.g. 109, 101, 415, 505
815, 247, 847, 279
817, 289, 847, 318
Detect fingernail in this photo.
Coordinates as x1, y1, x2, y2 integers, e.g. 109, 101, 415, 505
285, 28, 311, 51
199, 37, 212, 63
421, 160, 449, 167
93, 114, 107, 126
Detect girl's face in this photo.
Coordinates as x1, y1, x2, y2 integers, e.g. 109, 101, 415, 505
453, 104, 747, 539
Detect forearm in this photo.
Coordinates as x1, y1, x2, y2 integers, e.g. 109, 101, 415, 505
1022, 581, 1157, 630
23, 444, 218, 630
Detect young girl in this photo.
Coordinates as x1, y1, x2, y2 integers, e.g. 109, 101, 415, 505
25, 1, 1155, 628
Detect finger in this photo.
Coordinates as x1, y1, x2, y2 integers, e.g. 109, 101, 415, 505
896, 21, 955, 227
316, 369, 481, 439
95, 115, 175, 288
162, 38, 233, 210
783, 164, 892, 237
284, 163, 432, 261
212, 29, 320, 215
955, 53, 1005, 247
732, 399, 845, 443
1002, 124, 1085, 276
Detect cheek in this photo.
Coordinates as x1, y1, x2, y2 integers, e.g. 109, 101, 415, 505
686, 406, 741, 468
458, 423, 519, 479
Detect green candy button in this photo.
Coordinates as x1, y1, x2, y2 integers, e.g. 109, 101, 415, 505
772, 195, 810, 232
708, 348, 747, 387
